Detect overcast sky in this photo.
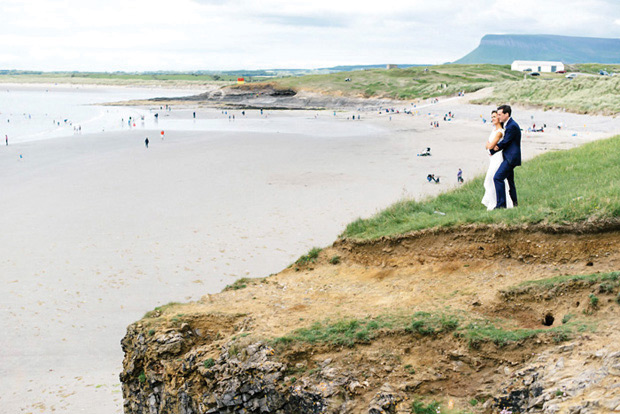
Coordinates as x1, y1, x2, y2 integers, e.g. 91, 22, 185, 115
1, 0, 619, 72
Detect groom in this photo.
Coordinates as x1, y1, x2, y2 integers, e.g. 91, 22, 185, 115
491, 105, 521, 209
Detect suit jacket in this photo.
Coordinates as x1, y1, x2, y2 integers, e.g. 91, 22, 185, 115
495, 117, 522, 167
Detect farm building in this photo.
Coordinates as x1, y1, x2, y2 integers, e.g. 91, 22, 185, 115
511, 60, 565, 72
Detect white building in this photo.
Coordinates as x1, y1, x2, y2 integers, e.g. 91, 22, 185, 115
511, 60, 565, 73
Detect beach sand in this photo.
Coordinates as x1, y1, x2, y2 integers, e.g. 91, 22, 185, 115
1, 96, 619, 413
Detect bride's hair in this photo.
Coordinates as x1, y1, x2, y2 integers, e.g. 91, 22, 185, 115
491, 110, 504, 127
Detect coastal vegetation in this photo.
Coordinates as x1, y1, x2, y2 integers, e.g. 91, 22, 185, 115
472, 75, 620, 114
4, 64, 616, 114
272, 64, 523, 99
270, 309, 588, 349
503, 271, 620, 295
343, 134, 620, 240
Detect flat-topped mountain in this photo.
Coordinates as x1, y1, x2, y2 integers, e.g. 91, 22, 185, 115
455, 34, 620, 64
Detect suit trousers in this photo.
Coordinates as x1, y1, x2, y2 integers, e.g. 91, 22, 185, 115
493, 159, 518, 208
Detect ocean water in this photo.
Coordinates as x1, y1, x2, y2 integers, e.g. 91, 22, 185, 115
0, 84, 201, 143
0, 84, 389, 144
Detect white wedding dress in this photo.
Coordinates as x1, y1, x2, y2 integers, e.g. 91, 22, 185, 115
481, 128, 514, 210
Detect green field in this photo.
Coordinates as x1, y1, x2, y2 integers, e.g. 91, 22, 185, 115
473, 76, 620, 115
343, 135, 620, 240
271, 64, 523, 100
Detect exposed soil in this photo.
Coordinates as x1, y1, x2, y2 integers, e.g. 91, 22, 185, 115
121, 222, 620, 412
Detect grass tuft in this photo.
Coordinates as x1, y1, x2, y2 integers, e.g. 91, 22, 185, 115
411, 399, 441, 414
505, 271, 620, 296
295, 247, 323, 266
143, 302, 182, 319
203, 358, 215, 369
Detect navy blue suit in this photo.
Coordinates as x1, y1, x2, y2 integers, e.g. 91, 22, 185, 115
492, 117, 521, 208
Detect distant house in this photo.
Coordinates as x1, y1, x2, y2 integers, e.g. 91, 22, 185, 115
386, 64, 399, 70
511, 61, 564, 73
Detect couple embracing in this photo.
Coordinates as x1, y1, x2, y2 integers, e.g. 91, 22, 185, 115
481, 105, 521, 210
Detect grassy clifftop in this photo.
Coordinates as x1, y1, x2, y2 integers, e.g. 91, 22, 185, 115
344, 135, 620, 240
473, 76, 620, 115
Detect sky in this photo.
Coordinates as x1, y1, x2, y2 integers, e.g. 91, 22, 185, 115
1, 0, 619, 72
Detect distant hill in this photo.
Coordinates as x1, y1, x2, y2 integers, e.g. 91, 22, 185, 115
454, 34, 620, 64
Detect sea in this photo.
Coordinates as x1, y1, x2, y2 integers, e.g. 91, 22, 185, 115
0, 84, 202, 143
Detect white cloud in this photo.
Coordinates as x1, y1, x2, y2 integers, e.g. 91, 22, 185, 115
0, 0, 619, 71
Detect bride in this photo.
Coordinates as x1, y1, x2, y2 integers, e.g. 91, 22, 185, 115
481, 110, 514, 210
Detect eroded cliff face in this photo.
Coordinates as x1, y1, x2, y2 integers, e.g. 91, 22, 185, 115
121, 333, 329, 414
120, 225, 620, 414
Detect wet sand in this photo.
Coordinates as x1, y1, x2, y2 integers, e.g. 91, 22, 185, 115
1, 97, 619, 413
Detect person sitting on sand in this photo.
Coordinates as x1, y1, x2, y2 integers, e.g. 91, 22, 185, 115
427, 174, 439, 184
417, 147, 431, 156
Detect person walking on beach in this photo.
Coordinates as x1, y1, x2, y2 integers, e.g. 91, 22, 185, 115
145, 137, 149, 148
5, 135, 7, 146
457, 168, 464, 183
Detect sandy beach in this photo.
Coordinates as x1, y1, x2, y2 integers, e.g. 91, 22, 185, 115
1, 90, 619, 413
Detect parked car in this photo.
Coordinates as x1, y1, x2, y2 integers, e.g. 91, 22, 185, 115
522, 68, 532, 72
565, 73, 577, 79
529, 72, 540, 76
599, 70, 609, 76
555, 70, 566, 74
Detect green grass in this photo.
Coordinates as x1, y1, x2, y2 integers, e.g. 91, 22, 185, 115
473, 76, 620, 114
143, 302, 183, 319
505, 271, 620, 296
343, 135, 620, 240
589, 294, 599, 308
568, 63, 620, 75
295, 247, 323, 266
411, 399, 441, 414
223, 278, 251, 291
272, 64, 523, 100
203, 358, 215, 369
406, 312, 460, 335
273, 316, 395, 347
271, 310, 587, 349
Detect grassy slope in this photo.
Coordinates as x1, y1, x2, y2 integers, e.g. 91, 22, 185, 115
565, 63, 620, 74
473, 76, 620, 115
271, 64, 522, 100
270, 63, 619, 114
343, 135, 620, 240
